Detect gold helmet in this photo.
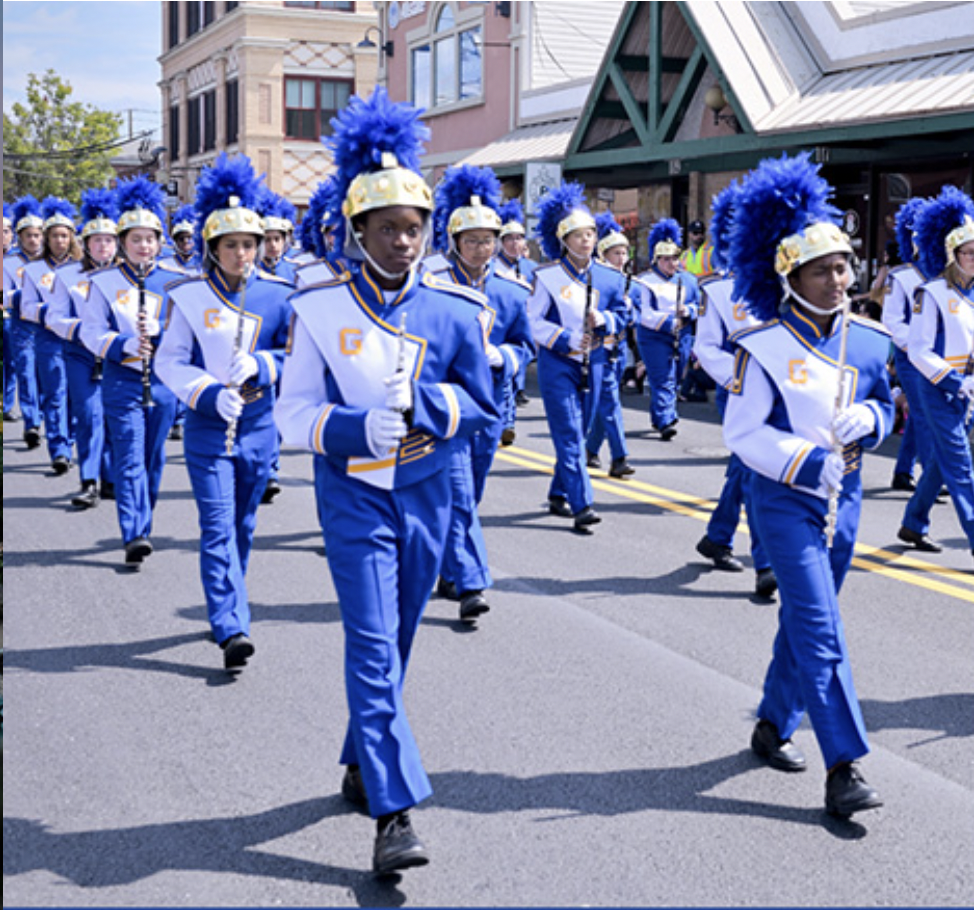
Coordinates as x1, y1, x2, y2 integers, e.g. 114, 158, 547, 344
946, 214, 974, 266
774, 221, 852, 276
343, 152, 433, 221
448, 196, 502, 235
556, 208, 596, 241
201, 196, 264, 243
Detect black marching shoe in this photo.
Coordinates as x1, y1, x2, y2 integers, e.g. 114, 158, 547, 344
825, 762, 883, 817
659, 421, 678, 441
755, 567, 778, 599
24, 427, 42, 450
341, 764, 370, 813
573, 507, 602, 534
751, 719, 807, 772
221, 633, 255, 671
586, 451, 602, 470
436, 577, 459, 601
696, 535, 745, 572
897, 525, 943, 553
459, 590, 490, 622
71, 480, 100, 510
373, 811, 429, 876
261, 477, 282, 504
52, 455, 71, 475
124, 536, 153, 566
609, 457, 635, 478
548, 496, 574, 518
500, 427, 516, 447
891, 472, 916, 492
515, 391, 530, 407
100, 480, 116, 501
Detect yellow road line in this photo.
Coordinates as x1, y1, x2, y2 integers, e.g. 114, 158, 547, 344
494, 444, 974, 605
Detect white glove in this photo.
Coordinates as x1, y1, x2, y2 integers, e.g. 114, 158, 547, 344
959, 375, 974, 400
820, 452, 845, 493
228, 351, 259, 387
486, 344, 504, 369
589, 309, 606, 329
216, 388, 244, 423
833, 403, 876, 444
365, 408, 408, 457
384, 370, 413, 412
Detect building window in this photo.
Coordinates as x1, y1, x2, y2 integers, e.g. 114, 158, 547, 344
188, 96, 202, 155
285, 77, 352, 140
226, 80, 240, 146
410, 4, 483, 109
167, 1, 180, 49
284, 2, 355, 9
203, 90, 217, 152
226, 1, 239, 10
203, 1, 216, 26
169, 104, 181, 160
187, 2, 201, 37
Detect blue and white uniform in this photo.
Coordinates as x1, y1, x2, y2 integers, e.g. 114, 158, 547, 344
436, 258, 534, 597
20, 256, 81, 464
528, 257, 629, 514
907, 275, 974, 549
275, 266, 498, 818
156, 268, 293, 645
693, 274, 769, 570
80, 261, 183, 547
47, 263, 114, 489
632, 267, 699, 432
3, 250, 42, 433
724, 305, 894, 768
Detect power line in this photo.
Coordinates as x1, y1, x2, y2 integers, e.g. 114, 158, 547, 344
3, 129, 154, 162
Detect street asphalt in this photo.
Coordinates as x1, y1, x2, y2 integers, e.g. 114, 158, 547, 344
4, 370, 973, 908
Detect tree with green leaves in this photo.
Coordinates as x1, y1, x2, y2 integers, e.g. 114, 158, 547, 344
3, 70, 123, 206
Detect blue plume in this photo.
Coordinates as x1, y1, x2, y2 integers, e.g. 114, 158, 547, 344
709, 180, 741, 271
323, 86, 430, 258
648, 218, 682, 259
915, 185, 974, 278
12, 195, 43, 228
595, 211, 623, 240
432, 164, 502, 252
301, 178, 336, 259
115, 176, 167, 228
727, 152, 840, 321
498, 198, 525, 228
534, 181, 591, 262
193, 153, 266, 256
255, 187, 297, 226
40, 196, 78, 226
894, 198, 927, 266
80, 188, 119, 227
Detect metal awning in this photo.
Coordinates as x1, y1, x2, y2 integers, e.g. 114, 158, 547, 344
458, 118, 578, 170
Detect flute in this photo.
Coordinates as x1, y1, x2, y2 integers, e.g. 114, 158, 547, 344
826, 293, 853, 549
579, 268, 594, 393
135, 263, 155, 409
225, 265, 252, 455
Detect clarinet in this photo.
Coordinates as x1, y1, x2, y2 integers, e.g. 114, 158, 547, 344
225, 266, 252, 455
579, 267, 594, 393
91, 356, 104, 382
672, 279, 684, 358
826, 294, 853, 549
135, 263, 155, 409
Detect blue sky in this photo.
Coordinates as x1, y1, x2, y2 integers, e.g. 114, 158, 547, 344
3, 1, 162, 139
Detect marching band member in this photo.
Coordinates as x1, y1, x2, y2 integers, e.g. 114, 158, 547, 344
723, 153, 893, 818
3, 203, 16, 421
80, 177, 182, 567
691, 181, 775, 597
584, 212, 635, 478
156, 154, 293, 670
160, 205, 203, 274
880, 198, 945, 552
906, 185, 974, 558
274, 88, 498, 875
496, 198, 537, 420
3, 197, 45, 447
19, 196, 82, 474
633, 219, 699, 440
256, 188, 300, 283
46, 188, 120, 509
528, 182, 629, 532
293, 179, 343, 289
431, 164, 534, 621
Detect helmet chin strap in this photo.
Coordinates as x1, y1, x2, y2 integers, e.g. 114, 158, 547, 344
789, 286, 848, 316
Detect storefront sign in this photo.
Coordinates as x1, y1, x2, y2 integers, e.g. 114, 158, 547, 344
525, 161, 562, 216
